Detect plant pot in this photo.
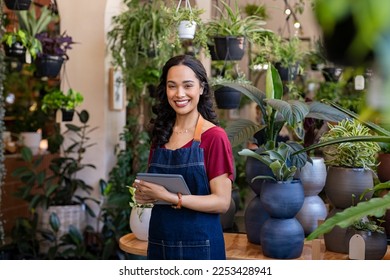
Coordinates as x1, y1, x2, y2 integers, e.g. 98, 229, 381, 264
3, 42, 26, 61
244, 195, 270, 245
274, 62, 299, 82
214, 86, 241, 109
213, 36, 245, 61
220, 198, 236, 230
207, 44, 219, 60
4, 0, 31, 10
37, 204, 87, 253
178, 20, 196, 39
324, 166, 374, 209
345, 228, 388, 260
321, 67, 343, 82
35, 55, 64, 78
19, 132, 42, 155
61, 109, 75, 122
130, 207, 152, 241
377, 153, 390, 182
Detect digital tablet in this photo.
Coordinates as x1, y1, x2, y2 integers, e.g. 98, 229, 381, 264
136, 173, 191, 205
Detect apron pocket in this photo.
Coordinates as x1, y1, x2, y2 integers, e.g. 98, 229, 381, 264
148, 238, 210, 260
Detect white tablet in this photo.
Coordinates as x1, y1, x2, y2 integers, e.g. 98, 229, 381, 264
136, 173, 191, 205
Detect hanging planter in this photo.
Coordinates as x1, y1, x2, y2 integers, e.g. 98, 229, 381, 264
178, 20, 197, 39
4, 0, 31, 10
214, 36, 246, 61
35, 55, 65, 78
3, 42, 26, 61
214, 85, 242, 109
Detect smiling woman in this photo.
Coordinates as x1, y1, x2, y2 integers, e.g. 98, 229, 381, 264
132, 55, 235, 260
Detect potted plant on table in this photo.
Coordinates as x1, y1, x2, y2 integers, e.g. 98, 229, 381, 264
206, 0, 267, 61
239, 142, 305, 259
41, 88, 84, 122
127, 185, 153, 241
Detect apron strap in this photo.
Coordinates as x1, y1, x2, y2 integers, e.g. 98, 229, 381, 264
193, 114, 204, 142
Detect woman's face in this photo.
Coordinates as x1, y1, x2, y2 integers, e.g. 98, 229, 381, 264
166, 64, 203, 115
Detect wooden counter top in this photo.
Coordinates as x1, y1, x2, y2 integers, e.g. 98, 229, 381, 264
119, 232, 390, 260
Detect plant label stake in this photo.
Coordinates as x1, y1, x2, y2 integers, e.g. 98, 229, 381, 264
349, 234, 365, 260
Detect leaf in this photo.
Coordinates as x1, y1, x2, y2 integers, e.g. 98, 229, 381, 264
225, 119, 265, 147
49, 212, 61, 232
306, 192, 390, 240
306, 101, 348, 122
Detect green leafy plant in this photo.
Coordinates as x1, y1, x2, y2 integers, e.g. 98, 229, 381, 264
107, 0, 172, 102
351, 218, 385, 234
164, 1, 208, 56
239, 142, 300, 182
12, 110, 97, 208
223, 63, 347, 149
15, 6, 57, 59
319, 118, 380, 170
41, 88, 84, 112
206, 0, 267, 41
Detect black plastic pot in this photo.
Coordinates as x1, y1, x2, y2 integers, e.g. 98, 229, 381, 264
61, 109, 75, 122
3, 42, 26, 61
35, 55, 64, 78
213, 36, 246, 61
4, 0, 31, 10
214, 86, 241, 109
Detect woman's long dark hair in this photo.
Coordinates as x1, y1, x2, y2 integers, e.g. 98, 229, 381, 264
150, 55, 218, 147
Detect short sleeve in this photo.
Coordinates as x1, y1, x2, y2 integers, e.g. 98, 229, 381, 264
200, 127, 235, 182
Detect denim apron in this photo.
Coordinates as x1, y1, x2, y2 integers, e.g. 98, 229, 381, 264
147, 115, 226, 260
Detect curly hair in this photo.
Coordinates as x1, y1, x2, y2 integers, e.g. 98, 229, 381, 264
150, 55, 218, 147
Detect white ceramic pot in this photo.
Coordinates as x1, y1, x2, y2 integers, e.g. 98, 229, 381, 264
178, 20, 196, 39
129, 207, 152, 241
20, 131, 42, 155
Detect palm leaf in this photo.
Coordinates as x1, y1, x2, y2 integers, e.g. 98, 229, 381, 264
306, 192, 390, 240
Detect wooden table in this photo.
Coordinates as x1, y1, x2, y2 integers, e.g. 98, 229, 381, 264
119, 232, 390, 260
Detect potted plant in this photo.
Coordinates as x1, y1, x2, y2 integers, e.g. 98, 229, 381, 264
164, 0, 208, 55
41, 88, 84, 121
11, 110, 99, 257
127, 185, 153, 241
345, 217, 388, 260
239, 143, 305, 259
211, 61, 251, 109
206, 0, 267, 61
1, 29, 30, 61
4, 0, 31, 11
35, 31, 75, 78
16, 5, 56, 63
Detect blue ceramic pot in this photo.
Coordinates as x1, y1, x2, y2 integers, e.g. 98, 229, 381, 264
260, 180, 304, 218
260, 217, 304, 259
244, 195, 270, 245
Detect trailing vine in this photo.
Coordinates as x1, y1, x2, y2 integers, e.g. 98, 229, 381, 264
0, 1, 6, 245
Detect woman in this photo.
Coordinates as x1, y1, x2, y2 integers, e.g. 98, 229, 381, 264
133, 55, 234, 260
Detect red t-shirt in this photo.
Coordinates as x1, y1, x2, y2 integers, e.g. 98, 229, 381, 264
148, 126, 235, 182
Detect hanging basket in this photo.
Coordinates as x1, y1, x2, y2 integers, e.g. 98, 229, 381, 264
213, 36, 246, 61
4, 0, 32, 10
178, 20, 197, 39
3, 42, 26, 61
35, 55, 64, 78
214, 86, 242, 109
